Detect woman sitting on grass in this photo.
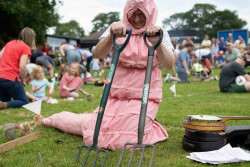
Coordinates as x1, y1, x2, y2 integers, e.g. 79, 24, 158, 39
26, 65, 53, 101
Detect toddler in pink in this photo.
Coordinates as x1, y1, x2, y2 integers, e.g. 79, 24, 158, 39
59, 62, 82, 98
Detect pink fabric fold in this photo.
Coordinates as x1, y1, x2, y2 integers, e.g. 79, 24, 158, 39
43, 0, 168, 151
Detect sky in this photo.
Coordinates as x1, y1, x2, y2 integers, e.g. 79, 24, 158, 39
48, 0, 250, 35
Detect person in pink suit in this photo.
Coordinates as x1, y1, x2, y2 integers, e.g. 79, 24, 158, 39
41, 0, 175, 150
59, 62, 82, 98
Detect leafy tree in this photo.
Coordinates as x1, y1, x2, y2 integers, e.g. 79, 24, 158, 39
163, 4, 247, 37
91, 12, 120, 34
54, 20, 85, 38
0, 0, 60, 45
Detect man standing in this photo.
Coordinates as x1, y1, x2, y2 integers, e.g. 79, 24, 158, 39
219, 52, 250, 92
201, 35, 212, 51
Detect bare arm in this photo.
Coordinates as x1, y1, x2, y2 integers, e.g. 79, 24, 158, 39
94, 34, 113, 59
0, 47, 5, 60
245, 74, 250, 82
59, 45, 65, 57
19, 54, 28, 86
48, 84, 53, 95
156, 44, 175, 69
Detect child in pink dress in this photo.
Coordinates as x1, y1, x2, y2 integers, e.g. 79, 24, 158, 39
59, 62, 82, 98
41, 0, 175, 150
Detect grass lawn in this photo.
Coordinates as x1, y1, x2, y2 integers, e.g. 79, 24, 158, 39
0, 68, 250, 167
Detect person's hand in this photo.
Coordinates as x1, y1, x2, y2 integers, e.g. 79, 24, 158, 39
146, 26, 162, 45
47, 93, 52, 100
22, 81, 26, 87
186, 70, 191, 76
110, 22, 127, 37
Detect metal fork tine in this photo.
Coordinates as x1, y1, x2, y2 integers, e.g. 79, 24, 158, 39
92, 151, 100, 167
101, 149, 108, 167
149, 145, 156, 167
75, 147, 82, 162
117, 144, 127, 166
81, 148, 91, 167
128, 145, 136, 167
138, 145, 145, 167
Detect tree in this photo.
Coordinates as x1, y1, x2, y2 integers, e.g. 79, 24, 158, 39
91, 12, 120, 34
54, 20, 85, 38
163, 4, 247, 37
0, 0, 60, 45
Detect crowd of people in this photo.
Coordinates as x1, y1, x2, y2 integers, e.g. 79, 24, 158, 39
0, 0, 250, 153
165, 34, 250, 86
0, 28, 105, 110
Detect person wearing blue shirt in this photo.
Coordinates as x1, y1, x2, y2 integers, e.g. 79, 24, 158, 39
219, 37, 226, 53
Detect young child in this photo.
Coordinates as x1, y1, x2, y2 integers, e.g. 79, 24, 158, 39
59, 62, 93, 100
59, 62, 83, 98
92, 58, 100, 76
201, 57, 218, 81
26, 66, 53, 101
216, 50, 225, 68
192, 58, 203, 77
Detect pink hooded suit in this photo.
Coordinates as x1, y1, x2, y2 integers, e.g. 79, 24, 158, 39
43, 0, 172, 150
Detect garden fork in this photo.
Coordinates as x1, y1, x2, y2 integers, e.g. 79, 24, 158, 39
117, 29, 163, 167
75, 29, 132, 167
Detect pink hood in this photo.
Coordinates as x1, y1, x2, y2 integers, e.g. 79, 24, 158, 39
122, 0, 158, 34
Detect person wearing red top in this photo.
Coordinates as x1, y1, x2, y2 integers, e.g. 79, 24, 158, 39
0, 27, 36, 109
201, 57, 218, 81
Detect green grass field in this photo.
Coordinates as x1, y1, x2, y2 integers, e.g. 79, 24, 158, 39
0, 68, 250, 167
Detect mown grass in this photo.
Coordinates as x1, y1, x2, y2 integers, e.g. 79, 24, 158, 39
0, 68, 250, 167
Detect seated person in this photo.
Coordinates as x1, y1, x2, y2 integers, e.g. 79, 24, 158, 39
59, 62, 92, 99
216, 50, 225, 68
201, 57, 218, 81
219, 52, 250, 93
26, 66, 53, 101
220, 43, 240, 66
192, 58, 203, 77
